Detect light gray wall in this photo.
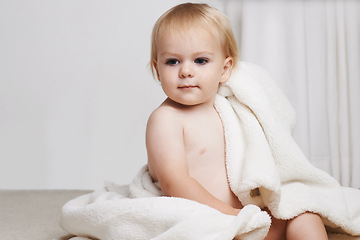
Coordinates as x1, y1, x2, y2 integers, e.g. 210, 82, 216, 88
0, 0, 227, 189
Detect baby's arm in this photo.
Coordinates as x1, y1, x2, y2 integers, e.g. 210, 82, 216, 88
146, 108, 240, 216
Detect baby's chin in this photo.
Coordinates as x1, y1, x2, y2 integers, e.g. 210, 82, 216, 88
168, 97, 213, 108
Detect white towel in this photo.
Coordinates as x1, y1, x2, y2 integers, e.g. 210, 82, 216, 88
60, 166, 271, 240
215, 62, 360, 236
60, 62, 360, 239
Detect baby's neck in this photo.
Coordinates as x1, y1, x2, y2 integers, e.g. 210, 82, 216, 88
164, 97, 215, 112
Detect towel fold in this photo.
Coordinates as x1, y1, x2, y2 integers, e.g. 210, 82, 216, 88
215, 62, 360, 235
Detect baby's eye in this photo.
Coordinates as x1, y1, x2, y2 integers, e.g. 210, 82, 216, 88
166, 59, 180, 65
194, 58, 208, 65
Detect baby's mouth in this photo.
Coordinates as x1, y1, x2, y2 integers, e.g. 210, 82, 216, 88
178, 85, 199, 89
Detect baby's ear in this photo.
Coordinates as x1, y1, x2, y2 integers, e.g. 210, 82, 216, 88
220, 57, 233, 83
153, 60, 161, 81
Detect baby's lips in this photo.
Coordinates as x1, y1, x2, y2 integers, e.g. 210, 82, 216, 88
178, 85, 199, 89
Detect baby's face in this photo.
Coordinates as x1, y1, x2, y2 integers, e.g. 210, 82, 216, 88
155, 27, 232, 106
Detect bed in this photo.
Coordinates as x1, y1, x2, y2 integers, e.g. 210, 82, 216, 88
0, 190, 90, 240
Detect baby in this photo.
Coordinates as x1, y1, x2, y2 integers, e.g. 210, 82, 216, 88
146, 3, 327, 240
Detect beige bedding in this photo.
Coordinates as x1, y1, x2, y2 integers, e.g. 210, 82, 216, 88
0, 190, 89, 240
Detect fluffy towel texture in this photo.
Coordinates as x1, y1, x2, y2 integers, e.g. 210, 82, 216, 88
60, 62, 360, 239
61, 166, 271, 240
215, 62, 360, 236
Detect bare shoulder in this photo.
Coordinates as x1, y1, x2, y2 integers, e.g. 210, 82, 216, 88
146, 100, 184, 134
146, 99, 187, 181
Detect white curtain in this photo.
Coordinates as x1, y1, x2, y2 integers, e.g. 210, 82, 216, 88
225, 0, 360, 188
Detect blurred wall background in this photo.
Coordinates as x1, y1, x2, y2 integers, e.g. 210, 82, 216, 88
1, 0, 359, 189
234, 0, 360, 188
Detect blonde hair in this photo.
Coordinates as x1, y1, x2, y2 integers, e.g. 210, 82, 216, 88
150, 3, 239, 79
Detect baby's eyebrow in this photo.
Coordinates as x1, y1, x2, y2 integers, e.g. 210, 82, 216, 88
160, 52, 180, 57
193, 51, 215, 56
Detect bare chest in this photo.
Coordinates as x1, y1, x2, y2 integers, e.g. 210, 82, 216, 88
182, 114, 243, 209
183, 114, 228, 189
168, 105, 242, 208
183, 116, 225, 167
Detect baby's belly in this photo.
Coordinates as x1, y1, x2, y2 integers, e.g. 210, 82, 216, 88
188, 158, 243, 209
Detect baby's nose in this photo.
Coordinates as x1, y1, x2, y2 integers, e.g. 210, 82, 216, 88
179, 63, 194, 78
